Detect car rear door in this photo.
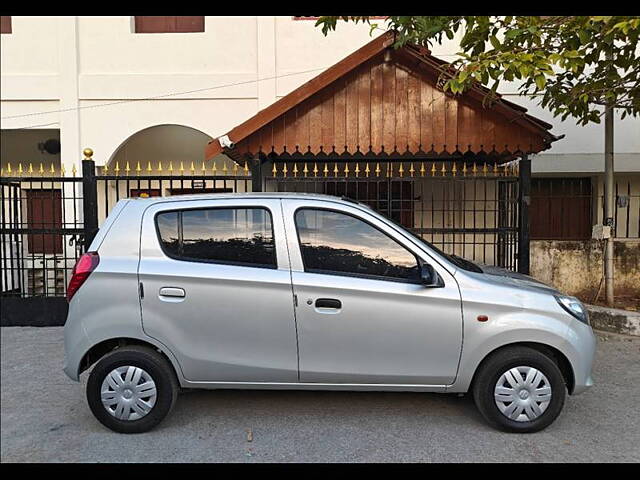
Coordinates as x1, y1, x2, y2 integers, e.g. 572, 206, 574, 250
138, 197, 299, 383
282, 198, 463, 386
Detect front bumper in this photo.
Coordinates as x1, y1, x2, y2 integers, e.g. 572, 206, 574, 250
564, 319, 597, 395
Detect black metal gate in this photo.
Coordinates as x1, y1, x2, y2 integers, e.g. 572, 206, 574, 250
2, 155, 526, 326
1, 174, 86, 325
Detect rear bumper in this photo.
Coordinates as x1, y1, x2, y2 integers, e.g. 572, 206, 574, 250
63, 309, 91, 382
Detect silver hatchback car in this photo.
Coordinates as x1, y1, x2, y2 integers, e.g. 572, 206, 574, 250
64, 193, 596, 433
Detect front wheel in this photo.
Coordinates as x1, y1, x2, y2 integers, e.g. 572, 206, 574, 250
86, 345, 178, 433
472, 346, 566, 433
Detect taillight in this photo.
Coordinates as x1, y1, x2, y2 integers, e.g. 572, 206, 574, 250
66, 252, 100, 302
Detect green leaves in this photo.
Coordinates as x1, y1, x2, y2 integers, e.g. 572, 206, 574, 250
315, 15, 640, 125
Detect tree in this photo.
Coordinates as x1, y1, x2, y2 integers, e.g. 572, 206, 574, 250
316, 16, 640, 126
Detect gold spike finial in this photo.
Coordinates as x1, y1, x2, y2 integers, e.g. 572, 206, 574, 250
282, 163, 288, 178
472, 162, 478, 176
244, 161, 249, 175
147, 161, 153, 173
233, 162, 239, 174
313, 163, 318, 177
365, 163, 370, 177
71, 164, 78, 176
462, 163, 468, 176
303, 163, 309, 177
50, 163, 55, 174
375, 163, 381, 177
420, 162, 426, 177
168, 161, 174, 173
212, 162, 217, 175
409, 163, 415, 177
114, 161, 120, 175
222, 160, 228, 174
124, 161, 130, 175
179, 161, 185, 174
293, 163, 299, 177
323, 163, 329, 177
333, 163, 339, 176
431, 163, 436, 176
344, 163, 349, 177
451, 162, 457, 177
39, 163, 45, 176
7, 162, 12, 174
60, 164, 66, 176
136, 161, 142, 175
28, 163, 34, 175
272, 163, 277, 176
482, 163, 488, 176
190, 161, 196, 174
398, 163, 404, 177
157, 161, 163, 172
493, 163, 498, 175
18, 163, 23, 174
441, 163, 446, 177
354, 163, 360, 177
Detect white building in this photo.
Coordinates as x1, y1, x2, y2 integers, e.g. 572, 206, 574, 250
1, 16, 639, 304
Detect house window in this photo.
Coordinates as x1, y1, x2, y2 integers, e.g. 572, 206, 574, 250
25, 190, 63, 254
1, 16, 11, 34
292, 16, 387, 20
134, 16, 204, 33
530, 178, 592, 240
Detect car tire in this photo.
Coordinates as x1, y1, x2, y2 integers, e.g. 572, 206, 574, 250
472, 346, 566, 433
86, 345, 179, 434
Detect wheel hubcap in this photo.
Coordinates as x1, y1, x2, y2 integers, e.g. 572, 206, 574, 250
494, 366, 552, 422
100, 366, 157, 421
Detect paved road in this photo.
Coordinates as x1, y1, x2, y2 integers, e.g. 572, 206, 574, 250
1, 327, 639, 462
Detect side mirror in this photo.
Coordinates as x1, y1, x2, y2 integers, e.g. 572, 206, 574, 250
420, 263, 444, 287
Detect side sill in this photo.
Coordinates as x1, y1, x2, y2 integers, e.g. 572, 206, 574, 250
179, 381, 448, 393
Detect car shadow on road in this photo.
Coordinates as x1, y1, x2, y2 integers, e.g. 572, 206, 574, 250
159, 388, 488, 432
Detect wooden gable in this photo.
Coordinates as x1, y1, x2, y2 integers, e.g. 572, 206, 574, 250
206, 32, 558, 161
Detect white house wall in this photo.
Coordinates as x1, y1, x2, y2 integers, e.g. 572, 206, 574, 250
1, 16, 638, 172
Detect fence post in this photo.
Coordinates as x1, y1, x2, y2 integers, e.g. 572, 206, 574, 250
81, 148, 99, 249
251, 156, 263, 192
517, 154, 531, 275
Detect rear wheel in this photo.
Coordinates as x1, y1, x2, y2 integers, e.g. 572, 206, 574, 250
472, 346, 566, 433
86, 345, 178, 433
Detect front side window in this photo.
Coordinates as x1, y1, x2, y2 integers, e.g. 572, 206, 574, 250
156, 207, 276, 268
295, 208, 420, 282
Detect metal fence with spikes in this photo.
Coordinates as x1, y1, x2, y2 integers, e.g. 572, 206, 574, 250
1, 150, 531, 326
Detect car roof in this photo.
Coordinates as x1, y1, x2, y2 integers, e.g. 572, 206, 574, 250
128, 191, 366, 206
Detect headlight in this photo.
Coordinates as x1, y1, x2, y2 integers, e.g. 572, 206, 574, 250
555, 295, 589, 325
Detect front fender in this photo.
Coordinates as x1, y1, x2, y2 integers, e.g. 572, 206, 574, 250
447, 311, 573, 393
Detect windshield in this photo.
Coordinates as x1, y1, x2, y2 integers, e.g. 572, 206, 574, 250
380, 214, 484, 273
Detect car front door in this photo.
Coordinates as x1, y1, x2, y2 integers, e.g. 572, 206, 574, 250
138, 198, 298, 383
282, 199, 463, 386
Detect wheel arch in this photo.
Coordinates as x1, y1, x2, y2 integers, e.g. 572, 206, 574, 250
78, 337, 183, 386
468, 342, 576, 395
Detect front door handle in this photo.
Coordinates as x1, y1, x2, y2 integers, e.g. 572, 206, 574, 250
159, 287, 185, 298
315, 298, 341, 309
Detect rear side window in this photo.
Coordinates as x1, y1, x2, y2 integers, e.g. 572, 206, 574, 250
156, 207, 276, 268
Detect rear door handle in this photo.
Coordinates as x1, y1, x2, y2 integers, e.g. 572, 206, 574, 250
315, 298, 341, 309
159, 287, 185, 298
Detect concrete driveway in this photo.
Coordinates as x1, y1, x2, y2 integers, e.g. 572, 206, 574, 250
1, 327, 639, 463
